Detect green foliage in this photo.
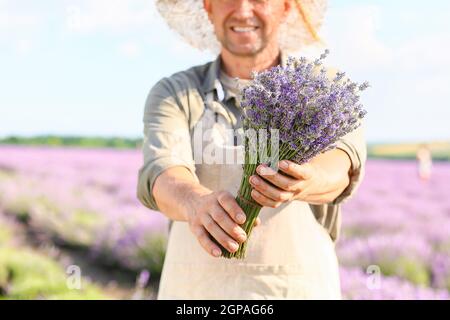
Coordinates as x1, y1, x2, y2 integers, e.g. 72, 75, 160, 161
0, 223, 13, 244
0, 135, 142, 149
368, 141, 450, 161
135, 235, 167, 279
0, 247, 109, 300
2, 136, 449, 160
379, 258, 430, 287
71, 209, 103, 228
2, 197, 30, 223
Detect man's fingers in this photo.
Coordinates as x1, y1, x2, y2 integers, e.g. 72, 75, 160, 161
249, 175, 294, 202
278, 160, 314, 180
251, 189, 282, 208
210, 206, 247, 243
192, 226, 222, 257
202, 215, 240, 253
256, 165, 300, 192
217, 191, 246, 224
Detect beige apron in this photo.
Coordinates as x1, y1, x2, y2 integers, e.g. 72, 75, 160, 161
157, 89, 341, 300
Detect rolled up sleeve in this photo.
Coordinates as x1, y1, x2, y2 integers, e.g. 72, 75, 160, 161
331, 121, 367, 205
137, 79, 197, 211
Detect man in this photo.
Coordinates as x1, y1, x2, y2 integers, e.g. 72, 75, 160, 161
138, 0, 366, 299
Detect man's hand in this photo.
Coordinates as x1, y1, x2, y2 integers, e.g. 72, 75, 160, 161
249, 149, 352, 207
153, 167, 261, 258
186, 190, 261, 258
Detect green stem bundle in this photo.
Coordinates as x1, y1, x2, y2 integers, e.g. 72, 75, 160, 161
221, 138, 295, 259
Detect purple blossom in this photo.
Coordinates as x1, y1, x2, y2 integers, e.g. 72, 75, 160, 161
239, 50, 368, 165
0, 145, 168, 275
340, 267, 449, 300
227, 51, 369, 259
1, 146, 449, 298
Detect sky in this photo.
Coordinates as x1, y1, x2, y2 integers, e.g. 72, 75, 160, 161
1, 0, 450, 143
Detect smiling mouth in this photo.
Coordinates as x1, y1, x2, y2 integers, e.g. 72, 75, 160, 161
230, 26, 260, 33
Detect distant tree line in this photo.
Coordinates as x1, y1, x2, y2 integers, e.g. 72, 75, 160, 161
1, 136, 449, 161
0, 135, 142, 149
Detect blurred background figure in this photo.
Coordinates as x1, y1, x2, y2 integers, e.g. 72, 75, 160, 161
416, 144, 433, 181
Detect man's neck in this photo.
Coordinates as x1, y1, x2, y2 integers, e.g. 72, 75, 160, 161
220, 46, 281, 80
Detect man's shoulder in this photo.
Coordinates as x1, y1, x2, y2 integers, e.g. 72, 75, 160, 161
150, 60, 214, 97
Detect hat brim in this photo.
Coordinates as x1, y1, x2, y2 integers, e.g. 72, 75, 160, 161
156, 0, 327, 54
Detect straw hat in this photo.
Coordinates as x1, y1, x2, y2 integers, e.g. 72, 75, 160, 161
155, 0, 327, 54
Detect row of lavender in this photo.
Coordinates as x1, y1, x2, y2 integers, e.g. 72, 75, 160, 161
0, 146, 168, 278
338, 160, 450, 299
0, 145, 449, 299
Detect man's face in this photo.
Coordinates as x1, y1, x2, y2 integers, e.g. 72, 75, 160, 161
204, 0, 291, 56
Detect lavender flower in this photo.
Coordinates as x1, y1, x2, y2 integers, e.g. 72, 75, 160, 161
340, 267, 450, 300
223, 50, 369, 259
1, 147, 450, 298
239, 50, 368, 166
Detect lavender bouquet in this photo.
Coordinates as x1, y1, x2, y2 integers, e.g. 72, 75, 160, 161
222, 50, 369, 259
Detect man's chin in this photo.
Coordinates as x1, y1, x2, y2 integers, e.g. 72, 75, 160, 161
224, 43, 264, 57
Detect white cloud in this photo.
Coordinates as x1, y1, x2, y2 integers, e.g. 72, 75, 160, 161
323, 4, 393, 71
320, 2, 450, 142
64, 0, 157, 34
118, 41, 141, 58
0, 0, 46, 55
0, 12, 40, 32
15, 38, 33, 55
323, 3, 450, 74
0, 0, 44, 32
394, 34, 450, 73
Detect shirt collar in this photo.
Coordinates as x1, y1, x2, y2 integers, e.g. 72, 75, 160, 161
202, 54, 222, 96
201, 50, 289, 99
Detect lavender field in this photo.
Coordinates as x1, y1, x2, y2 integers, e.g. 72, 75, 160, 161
0, 145, 449, 299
